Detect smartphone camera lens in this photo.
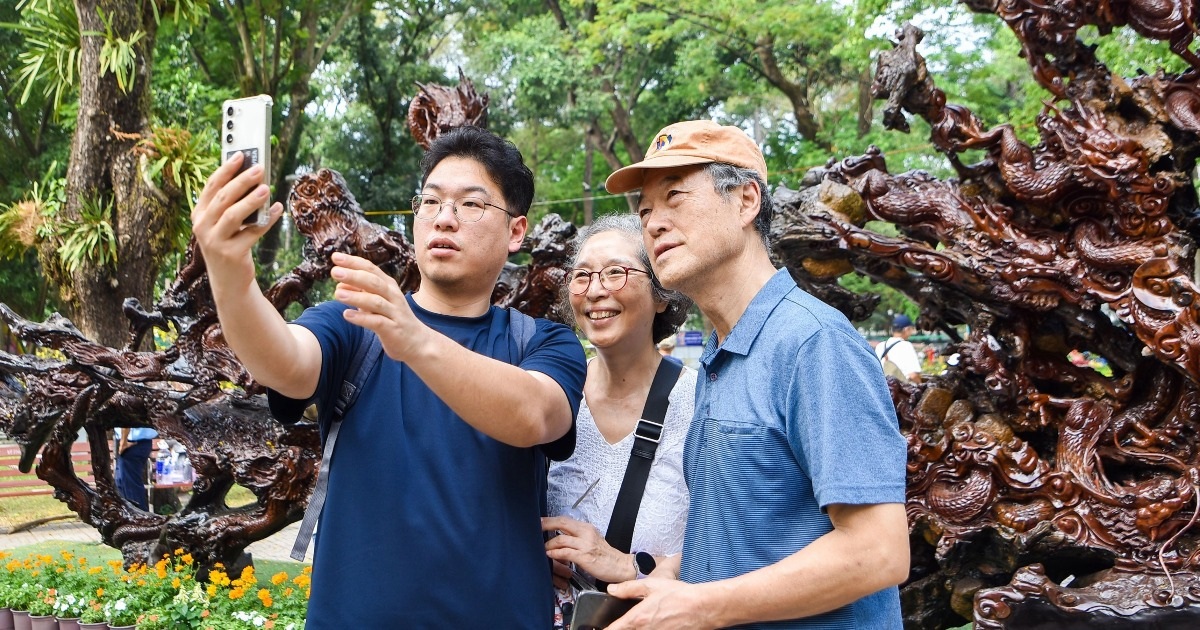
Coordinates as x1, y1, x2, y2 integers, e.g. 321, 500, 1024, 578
226, 106, 234, 116
226, 134, 234, 144
226, 120, 234, 130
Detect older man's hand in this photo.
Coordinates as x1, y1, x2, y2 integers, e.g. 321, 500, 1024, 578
605, 578, 719, 630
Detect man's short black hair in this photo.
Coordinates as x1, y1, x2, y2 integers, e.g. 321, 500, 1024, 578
419, 126, 535, 217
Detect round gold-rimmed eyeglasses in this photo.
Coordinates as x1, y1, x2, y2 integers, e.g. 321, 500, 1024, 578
568, 265, 650, 295
411, 193, 518, 222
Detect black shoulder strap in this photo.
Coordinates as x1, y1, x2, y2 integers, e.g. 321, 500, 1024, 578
291, 331, 384, 561
603, 357, 683, 556
879, 338, 900, 361
292, 307, 537, 561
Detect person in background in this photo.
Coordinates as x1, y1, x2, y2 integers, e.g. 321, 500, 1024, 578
656, 335, 676, 357
115, 426, 157, 511
604, 120, 909, 629
876, 313, 922, 383
542, 215, 695, 628
191, 126, 586, 627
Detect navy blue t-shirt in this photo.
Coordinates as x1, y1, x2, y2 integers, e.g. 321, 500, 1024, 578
268, 296, 586, 628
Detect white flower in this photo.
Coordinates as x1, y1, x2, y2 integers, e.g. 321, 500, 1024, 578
114, 599, 126, 612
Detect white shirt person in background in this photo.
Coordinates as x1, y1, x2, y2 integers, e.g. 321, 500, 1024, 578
876, 313, 922, 383
543, 214, 695, 628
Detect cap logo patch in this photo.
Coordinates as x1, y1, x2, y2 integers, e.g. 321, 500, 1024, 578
653, 133, 673, 153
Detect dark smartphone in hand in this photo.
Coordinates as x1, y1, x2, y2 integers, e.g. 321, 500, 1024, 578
571, 590, 638, 629
220, 95, 273, 227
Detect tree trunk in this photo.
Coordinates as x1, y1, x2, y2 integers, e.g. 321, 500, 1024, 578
754, 36, 831, 152
857, 64, 873, 138
583, 140, 594, 226
58, 0, 167, 348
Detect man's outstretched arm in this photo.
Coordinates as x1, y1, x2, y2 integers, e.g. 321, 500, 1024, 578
191, 154, 323, 400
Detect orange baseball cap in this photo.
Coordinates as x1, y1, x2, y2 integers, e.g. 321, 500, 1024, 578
605, 120, 768, 193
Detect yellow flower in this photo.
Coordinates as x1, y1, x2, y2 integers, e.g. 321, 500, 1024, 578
172, 577, 182, 589
182, 553, 193, 565
60, 551, 74, 561
137, 579, 146, 587
174, 548, 185, 556
206, 584, 218, 598
96, 588, 104, 598
88, 567, 102, 575
229, 587, 245, 600
282, 587, 293, 597
258, 588, 273, 607
271, 572, 288, 585
292, 574, 311, 589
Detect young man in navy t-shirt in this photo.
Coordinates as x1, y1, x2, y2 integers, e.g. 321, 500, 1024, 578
192, 126, 586, 627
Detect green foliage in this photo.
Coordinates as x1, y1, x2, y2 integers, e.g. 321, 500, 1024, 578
95, 7, 146, 93
2, 0, 82, 111
839, 270, 919, 331
55, 195, 118, 272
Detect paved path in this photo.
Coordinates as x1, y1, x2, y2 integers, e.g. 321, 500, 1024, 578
0, 519, 311, 563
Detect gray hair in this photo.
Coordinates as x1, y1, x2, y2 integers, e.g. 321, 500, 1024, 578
564, 214, 692, 344
704, 162, 772, 248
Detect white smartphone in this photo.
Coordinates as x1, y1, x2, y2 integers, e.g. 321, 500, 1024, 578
220, 95, 273, 227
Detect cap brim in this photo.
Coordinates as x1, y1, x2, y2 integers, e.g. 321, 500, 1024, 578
604, 155, 718, 194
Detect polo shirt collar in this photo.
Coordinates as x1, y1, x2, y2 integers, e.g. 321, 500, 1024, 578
702, 268, 795, 361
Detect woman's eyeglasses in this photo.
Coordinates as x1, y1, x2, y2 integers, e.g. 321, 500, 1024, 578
568, 265, 649, 295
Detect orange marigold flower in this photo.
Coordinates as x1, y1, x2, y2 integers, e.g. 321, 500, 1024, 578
206, 584, 218, 598
182, 553, 194, 565
137, 579, 146, 587
96, 588, 104, 598
172, 577, 182, 589
229, 587, 245, 600
174, 548, 184, 556
271, 572, 288, 585
60, 551, 73, 561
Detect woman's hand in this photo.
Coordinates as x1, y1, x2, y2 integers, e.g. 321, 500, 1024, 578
551, 558, 573, 590
542, 515, 636, 583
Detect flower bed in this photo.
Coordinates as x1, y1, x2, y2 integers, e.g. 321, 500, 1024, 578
0, 549, 308, 629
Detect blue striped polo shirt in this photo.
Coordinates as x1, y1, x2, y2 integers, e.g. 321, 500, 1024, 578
680, 269, 906, 629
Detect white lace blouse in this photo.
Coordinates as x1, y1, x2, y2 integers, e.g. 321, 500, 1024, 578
547, 365, 697, 557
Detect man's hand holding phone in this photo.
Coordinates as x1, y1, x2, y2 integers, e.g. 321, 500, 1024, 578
191, 152, 282, 293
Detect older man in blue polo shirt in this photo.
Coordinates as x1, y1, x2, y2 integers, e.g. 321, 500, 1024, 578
604, 121, 910, 629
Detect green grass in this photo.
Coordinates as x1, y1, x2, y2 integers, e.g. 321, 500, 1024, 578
2, 540, 310, 575
0, 484, 260, 528
0, 494, 76, 529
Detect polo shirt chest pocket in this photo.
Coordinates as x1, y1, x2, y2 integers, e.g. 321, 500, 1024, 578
716, 419, 768, 436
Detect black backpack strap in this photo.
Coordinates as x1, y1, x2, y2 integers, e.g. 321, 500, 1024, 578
600, 357, 683, 582
290, 331, 384, 561
879, 338, 900, 361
